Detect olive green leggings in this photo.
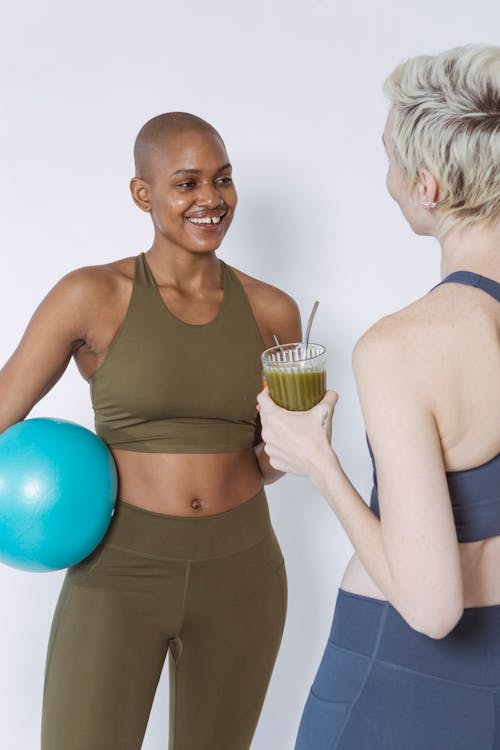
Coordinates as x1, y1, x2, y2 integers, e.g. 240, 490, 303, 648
41, 489, 286, 750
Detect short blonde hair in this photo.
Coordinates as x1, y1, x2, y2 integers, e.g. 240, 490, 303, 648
383, 44, 500, 229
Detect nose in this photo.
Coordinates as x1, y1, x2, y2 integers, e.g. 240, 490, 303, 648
196, 181, 224, 207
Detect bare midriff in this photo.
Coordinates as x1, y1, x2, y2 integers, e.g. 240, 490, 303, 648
111, 447, 263, 516
341, 538, 500, 610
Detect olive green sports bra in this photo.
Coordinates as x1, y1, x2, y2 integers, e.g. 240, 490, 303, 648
90, 253, 265, 453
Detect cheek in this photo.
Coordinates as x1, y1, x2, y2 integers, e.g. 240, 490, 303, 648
386, 165, 401, 202
169, 196, 190, 214
153, 196, 189, 228
228, 185, 238, 208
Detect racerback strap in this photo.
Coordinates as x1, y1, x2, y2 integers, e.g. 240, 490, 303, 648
433, 271, 500, 302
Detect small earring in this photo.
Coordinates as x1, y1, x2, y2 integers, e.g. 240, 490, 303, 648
422, 201, 437, 210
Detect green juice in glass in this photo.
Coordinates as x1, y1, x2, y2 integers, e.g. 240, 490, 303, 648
264, 369, 326, 411
262, 343, 327, 411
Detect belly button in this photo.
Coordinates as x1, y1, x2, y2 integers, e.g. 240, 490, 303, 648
191, 498, 202, 511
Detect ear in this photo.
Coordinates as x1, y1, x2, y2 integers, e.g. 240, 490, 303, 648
415, 169, 440, 206
130, 177, 152, 212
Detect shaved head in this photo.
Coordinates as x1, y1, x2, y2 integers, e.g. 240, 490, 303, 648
133, 112, 224, 181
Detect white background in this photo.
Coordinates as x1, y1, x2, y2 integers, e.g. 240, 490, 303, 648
0, 1, 498, 748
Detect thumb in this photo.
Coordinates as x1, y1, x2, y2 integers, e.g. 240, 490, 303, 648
321, 390, 339, 410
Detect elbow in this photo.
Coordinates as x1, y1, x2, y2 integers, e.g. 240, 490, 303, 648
415, 615, 462, 641
403, 601, 464, 640
261, 465, 285, 485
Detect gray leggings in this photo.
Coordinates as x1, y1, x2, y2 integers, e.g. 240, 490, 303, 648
296, 589, 500, 749
42, 489, 287, 750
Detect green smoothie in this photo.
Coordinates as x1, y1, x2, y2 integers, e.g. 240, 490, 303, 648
264, 369, 326, 411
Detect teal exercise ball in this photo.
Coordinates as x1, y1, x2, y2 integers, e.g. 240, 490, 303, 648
0, 418, 117, 572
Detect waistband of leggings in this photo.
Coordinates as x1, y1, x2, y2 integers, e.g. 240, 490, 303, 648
101, 488, 272, 561
331, 589, 500, 688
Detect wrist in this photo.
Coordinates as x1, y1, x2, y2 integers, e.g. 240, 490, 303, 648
309, 442, 341, 491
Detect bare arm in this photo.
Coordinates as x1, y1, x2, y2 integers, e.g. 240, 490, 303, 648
254, 289, 302, 484
0, 271, 93, 433
258, 320, 463, 638
347, 326, 462, 632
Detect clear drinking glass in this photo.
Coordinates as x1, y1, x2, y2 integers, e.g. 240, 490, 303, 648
261, 343, 327, 411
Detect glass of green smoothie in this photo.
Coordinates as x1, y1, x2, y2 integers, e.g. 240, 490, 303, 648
261, 343, 327, 411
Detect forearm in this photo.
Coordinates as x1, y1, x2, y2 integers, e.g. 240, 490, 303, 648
310, 447, 394, 597
254, 442, 285, 485
309, 446, 463, 637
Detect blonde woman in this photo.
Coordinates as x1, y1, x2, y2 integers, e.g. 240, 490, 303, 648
258, 45, 500, 749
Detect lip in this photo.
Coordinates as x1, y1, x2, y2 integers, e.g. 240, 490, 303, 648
185, 219, 225, 233
184, 209, 227, 220
184, 209, 228, 232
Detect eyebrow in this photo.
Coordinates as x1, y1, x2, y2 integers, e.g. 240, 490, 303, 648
171, 162, 232, 177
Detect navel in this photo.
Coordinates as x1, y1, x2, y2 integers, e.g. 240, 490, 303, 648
190, 497, 203, 512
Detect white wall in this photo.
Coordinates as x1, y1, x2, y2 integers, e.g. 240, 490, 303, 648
0, 1, 498, 747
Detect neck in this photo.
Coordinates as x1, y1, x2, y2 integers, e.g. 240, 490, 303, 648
146, 236, 222, 288
438, 220, 500, 282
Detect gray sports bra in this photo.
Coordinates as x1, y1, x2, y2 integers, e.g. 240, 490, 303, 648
369, 271, 500, 543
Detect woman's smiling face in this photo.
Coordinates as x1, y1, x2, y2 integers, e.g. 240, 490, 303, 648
132, 128, 238, 254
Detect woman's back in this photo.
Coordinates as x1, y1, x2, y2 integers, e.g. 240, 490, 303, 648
428, 274, 500, 471
342, 267, 500, 607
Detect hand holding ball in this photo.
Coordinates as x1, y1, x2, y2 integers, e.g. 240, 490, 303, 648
0, 418, 117, 571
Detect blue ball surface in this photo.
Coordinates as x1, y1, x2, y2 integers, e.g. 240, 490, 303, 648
0, 418, 117, 571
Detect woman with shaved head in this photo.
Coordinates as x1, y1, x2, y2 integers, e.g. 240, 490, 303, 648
0, 112, 301, 749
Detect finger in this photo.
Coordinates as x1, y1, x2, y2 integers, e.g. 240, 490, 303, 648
270, 457, 287, 472
320, 405, 332, 430
321, 390, 339, 409
256, 387, 271, 407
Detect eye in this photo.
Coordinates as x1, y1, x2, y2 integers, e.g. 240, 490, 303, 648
215, 176, 233, 185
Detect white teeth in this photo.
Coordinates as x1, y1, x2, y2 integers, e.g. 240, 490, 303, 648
187, 215, 222, 225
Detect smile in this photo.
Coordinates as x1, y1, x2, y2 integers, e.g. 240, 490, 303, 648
186, 215, 224, 225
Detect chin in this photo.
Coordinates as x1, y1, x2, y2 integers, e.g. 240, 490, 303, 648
408, 220, 434, 237
398, 209, 429, 237
191, 240, 225, 254
174, 233, 226, 255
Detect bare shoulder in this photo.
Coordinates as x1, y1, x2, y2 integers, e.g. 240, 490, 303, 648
56, 256, 135, 296
47, 256, 137, 312
229, 265, 302, 343
354, 297, 432, 373
353, 291, 472, 386
230, 266, 299, 316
